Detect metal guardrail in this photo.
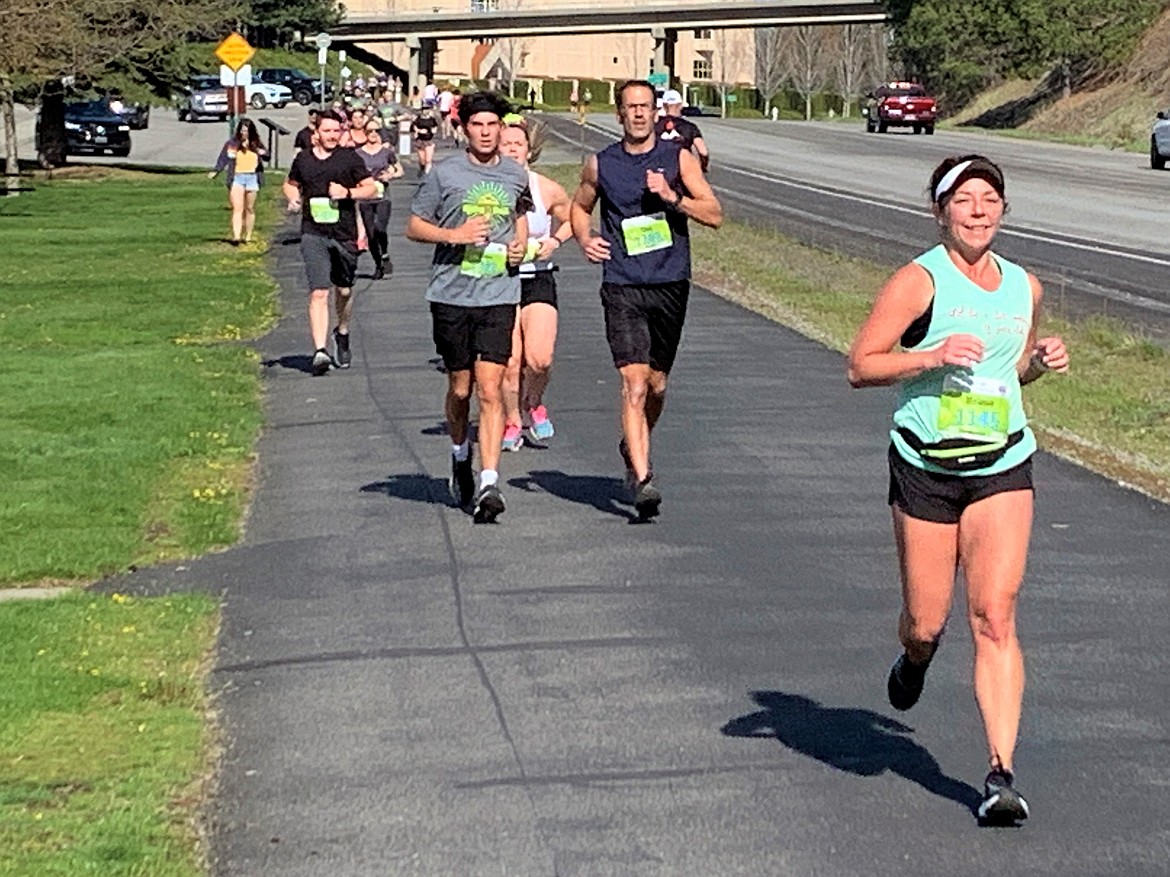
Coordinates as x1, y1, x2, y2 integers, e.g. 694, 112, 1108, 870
258, 117, 292, 169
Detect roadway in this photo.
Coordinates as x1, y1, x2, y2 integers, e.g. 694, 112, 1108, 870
549, 113, 1170, 342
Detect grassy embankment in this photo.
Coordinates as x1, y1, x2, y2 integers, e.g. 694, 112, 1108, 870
0, 168, 281, 872
543, 163, 1170, 501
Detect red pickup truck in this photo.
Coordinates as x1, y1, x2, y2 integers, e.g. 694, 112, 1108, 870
864, 82, 938, 135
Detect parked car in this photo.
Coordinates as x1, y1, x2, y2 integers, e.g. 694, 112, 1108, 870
864, 81, 938, 135
104, 95, 150, 129
254, 68, 334, 106
178, 75, 229, 122
244, 81, 292, 109
1151, 109, 1170, 170
37, 100, 132, 157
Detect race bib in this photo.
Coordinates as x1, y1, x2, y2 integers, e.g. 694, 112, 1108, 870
621, 213, 672, 256
524, 238, 541, 263
460, 242, 508, 278
374, 181, 386, 198
938, 374, 1010, 443
309, 197, 340, 224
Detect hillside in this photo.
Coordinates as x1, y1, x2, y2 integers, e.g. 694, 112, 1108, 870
951, 9, 1170, 149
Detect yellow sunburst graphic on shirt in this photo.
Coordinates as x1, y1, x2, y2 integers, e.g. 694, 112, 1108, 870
461, 181, 512, 227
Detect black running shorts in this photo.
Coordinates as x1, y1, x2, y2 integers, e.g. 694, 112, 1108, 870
301, 232, 358, 291
430, 302, 516, 372
887, 444, 1034, 524
600, 280, 690, 374
520, 271, 558, 309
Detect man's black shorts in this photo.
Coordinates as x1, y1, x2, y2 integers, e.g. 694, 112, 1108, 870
887, 444, 1034, 525
430, 302, 516, 372
301, 232, 358, 291
520, 272, 558, 309
600, 280, 690, 374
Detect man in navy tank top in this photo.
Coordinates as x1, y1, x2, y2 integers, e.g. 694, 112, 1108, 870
570, 80, 722, 519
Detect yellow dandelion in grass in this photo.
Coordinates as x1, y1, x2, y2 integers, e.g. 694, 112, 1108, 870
112, 593, 128, 604
121, 626, 136, 634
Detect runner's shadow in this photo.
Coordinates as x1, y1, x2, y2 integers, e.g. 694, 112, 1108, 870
509, 470, 638, 523
263, 354, 315, 374
360, 474, 453, 506
722, 690, 981, 815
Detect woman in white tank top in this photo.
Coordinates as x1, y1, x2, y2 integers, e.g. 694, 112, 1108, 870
498, 117, 573, 450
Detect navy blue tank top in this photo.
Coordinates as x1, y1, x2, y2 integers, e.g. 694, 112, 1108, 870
596, 138, 690, 285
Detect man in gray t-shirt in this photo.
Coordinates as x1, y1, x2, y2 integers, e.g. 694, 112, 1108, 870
406, 91, 530, 523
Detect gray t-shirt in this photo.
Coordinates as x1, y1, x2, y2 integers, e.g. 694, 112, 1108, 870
410, 152, 530, 306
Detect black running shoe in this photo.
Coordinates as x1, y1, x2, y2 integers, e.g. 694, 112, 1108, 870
633, 476, 662, 520
333, 329, 352, 369
887, 652, 930, 711
450, 456, 475, 508
472, 483, 505, 523
311, 348, 332, 376
372, 263, 385, 280
619, 439, 652, 493
978, 768, 1030, 825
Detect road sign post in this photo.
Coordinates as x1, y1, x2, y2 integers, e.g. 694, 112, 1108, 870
215, 32, 255, 132
315, 32, 332, 109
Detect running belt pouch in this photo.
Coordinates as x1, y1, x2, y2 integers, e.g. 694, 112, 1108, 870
897, 428, 1024, 473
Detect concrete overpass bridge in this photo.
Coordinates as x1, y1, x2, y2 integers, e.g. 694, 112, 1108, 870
333, 0, 887, 91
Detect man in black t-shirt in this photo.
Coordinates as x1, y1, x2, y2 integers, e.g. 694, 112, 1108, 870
283, 110, 378, 375
654, 90, 710, 172
293, 108, 319, 154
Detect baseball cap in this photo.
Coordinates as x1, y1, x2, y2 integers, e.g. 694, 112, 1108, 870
662, 89, 683, 105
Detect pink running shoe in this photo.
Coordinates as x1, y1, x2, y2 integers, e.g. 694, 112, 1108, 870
526, 405, 554, 441
501, 423, 524, 452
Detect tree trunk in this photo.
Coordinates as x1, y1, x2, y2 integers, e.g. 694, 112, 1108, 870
1, 76, 19, 194
1060, 59, 1072, 100
805, 93, 812, 121
38, 80, 67, 168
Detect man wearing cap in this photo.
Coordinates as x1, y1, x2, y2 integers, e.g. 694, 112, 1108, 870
571, 79, 722, 520
406, 91, 531, 523
655, 89, 710, 173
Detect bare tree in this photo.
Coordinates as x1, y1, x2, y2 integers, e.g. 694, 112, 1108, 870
711, 29, 749, 118
864, 24, 892, 90
787, 25, 832, 121
491, 0, 530, 98
834, 24, 868, 117
754, 27, 786, 116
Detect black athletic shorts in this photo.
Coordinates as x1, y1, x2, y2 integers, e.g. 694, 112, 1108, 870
887, 444, 1034, 525
430, 302, 516, 372
301, 232, 358, 291
600, 279, 690, 374
520, 271, 558, 309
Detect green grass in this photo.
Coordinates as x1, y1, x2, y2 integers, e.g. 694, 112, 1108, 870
0, 591, 219, 876
543, 163, 1170, 499
0, 170, 279, 585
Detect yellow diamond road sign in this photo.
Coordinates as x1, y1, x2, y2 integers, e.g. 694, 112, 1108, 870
215, 32, 255, 72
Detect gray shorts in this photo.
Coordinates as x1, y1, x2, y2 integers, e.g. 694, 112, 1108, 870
301, 232, 358, 291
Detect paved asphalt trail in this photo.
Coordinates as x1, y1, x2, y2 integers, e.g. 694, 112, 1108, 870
101, 164, 1170, 874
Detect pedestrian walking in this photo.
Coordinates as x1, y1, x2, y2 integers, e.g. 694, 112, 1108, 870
209, 118, 268, 246
357, 119, 403, 279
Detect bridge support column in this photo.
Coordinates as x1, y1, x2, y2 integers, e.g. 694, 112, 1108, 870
406, 36, 437, 94
651, 27, 677, 86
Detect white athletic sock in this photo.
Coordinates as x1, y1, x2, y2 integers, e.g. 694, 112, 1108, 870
479, 469, 498, 489
452, 441, 470, 462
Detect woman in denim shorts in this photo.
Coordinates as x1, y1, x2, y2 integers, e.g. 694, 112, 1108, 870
210, 118, 268, 245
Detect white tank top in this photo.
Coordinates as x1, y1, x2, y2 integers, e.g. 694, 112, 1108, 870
521, 170, 554, 275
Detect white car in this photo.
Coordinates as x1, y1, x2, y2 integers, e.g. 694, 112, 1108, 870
1152, 109, 1170, 170
245, 81, 292, 110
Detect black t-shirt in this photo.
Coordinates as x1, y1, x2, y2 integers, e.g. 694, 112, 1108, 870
655, 116, 702, 152
412, 116, 438, 141
287, 147, 370, 241
294, 125, 314, 151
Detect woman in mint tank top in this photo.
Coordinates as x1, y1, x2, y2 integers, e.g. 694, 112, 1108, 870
847, 155, 1070, 826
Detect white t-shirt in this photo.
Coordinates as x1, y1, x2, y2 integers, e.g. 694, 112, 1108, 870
438, 90, 453, 112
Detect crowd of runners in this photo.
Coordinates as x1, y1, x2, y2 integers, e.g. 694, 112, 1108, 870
278, 80, 1069, 826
